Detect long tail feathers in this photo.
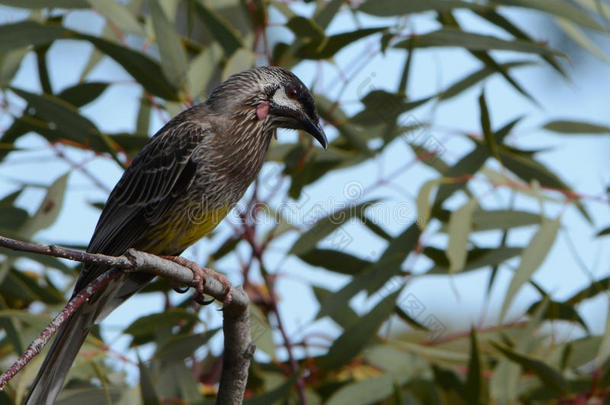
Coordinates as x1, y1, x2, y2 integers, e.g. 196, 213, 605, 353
23, 308, 95, 405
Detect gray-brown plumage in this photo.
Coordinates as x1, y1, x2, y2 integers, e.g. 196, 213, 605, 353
25, 66, 327, 405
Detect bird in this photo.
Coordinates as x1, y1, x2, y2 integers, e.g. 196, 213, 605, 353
24, 66, 327, 404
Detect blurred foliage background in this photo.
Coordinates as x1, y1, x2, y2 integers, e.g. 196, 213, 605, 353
0, 0, 610, 404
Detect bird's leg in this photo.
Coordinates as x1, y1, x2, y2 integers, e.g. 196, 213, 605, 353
161, 255, 232, 304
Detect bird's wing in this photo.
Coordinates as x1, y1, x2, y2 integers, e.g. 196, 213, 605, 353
74, 119, 207, 294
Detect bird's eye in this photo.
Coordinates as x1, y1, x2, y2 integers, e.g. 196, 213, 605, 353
287, 88, 298, 99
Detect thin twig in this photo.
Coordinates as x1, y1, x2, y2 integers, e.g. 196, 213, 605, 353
0, 235, 253, 405
0, 268, 120, 388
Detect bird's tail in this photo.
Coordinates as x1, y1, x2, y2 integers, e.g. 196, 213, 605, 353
23, 307, 96, 405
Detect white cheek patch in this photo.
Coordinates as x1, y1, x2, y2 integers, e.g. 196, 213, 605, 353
272, 88, 301, 111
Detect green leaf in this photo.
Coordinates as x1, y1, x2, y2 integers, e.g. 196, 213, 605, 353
154, 328, 220, 362
395, 305, 430, 331
313, 0, 343, 29
432, 146, 488, 209
361, 214, 393, 241
497, 144, 592, 223
289, 200, 377, 256
313, 285, 359, 328
0, 206, 28, 232
0, 47, 29, 85
287, 16, 325, 43
149, 0, 189, 91
222, 48, 255, 81
187, 43, 222, 99
57, 82, 109, 107
555, 18, 610, 64
77, 32, 179, 100
447, 198, 477, 273
565, 277, 609, 305
490, 341, 568, 394
359, 0, 484, 16
315, 223, 419, 325
478, 89, 501, 162
598, 309, 610, 365
477, 9, 566, 75
2, 21, 178, 99
526, 299, 588, 331
543, 119, 610, 134
315, 95, 370, 154
138, 359, 162, 405
319, 289, 400, 370
124, 309, 199, 344
10, 86, 107, 149
297, 27, 388, 59
0, 21, 66, 53
20, 172, 70, 239
469, 209, 541, 232
439, 61, 532, 101
0, 0, 87, 8
193, 0, 243, 56
243, 376, 298, 405
416, 178, 443, 230
326, 374, 394, 405
363, 222, 420, 294
351, 91, 430, 126
249, 304, 275, 359
0, 297, 23, 354
87, 0, 146, 36
394, 28, 561, 56
494, 0, 605, 31
426, 246, 523, 274
298, 249, 372, 275
500, 216, 561, 320
465, 328, 481, 404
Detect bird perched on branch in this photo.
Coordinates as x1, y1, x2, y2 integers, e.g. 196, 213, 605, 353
25, 66, 327, 404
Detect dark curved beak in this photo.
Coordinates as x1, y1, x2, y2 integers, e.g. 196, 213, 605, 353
302, 115, 328, 149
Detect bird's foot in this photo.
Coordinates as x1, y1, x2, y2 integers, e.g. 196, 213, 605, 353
161, 256, 232, 305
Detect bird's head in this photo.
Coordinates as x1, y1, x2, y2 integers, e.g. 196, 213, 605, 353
206, 66, 328, 149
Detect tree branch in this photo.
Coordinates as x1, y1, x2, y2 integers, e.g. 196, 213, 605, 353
0, 235, 253, 405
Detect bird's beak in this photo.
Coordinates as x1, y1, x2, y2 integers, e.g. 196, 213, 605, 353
301, 115, 328, 149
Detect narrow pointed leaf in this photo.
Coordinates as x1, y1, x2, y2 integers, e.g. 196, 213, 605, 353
479, 90, 501, 162
465, 328, 482, 404
416, 178, 443, 229
543, 119, 610, 134
297, 27, 388, 59
494, 0, 605, 31
20, 172, 70, 239
439, 61, 532, 101
327, 374, 394, 405
87, 0, 145, 36
447, 198, 477, 273
319, 290, 400, 370
490, 341, 568, 394
149, 0, 189, 91
501, 216, 560, 319
289, 200, 377, 256
395, 28, 561, 56
359, 0, 484, 16
138, 359, 162, 405
0, 0, 87, 7
298, 249, 372, 275
193, 0, 243, 56
0, 21, 65, 53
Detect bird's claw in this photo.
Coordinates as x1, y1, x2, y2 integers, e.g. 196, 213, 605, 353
194, 294, 215, 305
171, 283, 190, 294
